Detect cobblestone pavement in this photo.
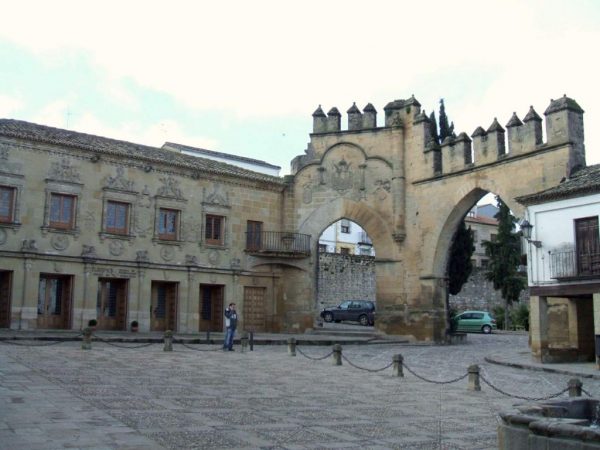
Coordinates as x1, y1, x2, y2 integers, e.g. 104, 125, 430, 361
1, 334, 599, 449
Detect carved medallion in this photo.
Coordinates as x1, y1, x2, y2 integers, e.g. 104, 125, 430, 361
136, 250, 149, 262
160, 246, 175, 262
108, 240, 124, 256
204, 184, 230, 207
50, 234, 69, 251
373, 179, 391, 200
208, 249, 220, 266
330, 159, 354, 194
0, 229, 6, 246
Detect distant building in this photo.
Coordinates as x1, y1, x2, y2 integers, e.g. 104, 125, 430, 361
163, 142, 281, 176
465, 212, 499, 268
318, 219, 375, 256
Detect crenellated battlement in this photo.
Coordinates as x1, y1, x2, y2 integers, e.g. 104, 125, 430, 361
304, 94, 585, 179
430, 95, 586, 178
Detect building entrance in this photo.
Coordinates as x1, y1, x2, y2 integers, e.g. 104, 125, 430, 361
0, 271, 12, 328
37, 274, 72, 329
199, 284, 224, 332
150, 282, 178, 331
243, 286, 266, 332
97, 278, 128, 330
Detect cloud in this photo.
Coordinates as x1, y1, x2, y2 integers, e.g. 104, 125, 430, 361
0, 94, 24, 117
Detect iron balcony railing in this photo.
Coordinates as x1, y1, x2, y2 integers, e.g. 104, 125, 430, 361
549, 250, 600, 279
245, 231, 311, 257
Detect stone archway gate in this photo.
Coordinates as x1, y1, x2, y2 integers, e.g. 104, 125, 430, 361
283, 96, 586, 341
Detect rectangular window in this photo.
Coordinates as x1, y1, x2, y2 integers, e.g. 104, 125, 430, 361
206, 215, 224, 246
490, 233, 497, 242
158, 208, 179, 240
575, 216, 600, 276
341, 219, 350, 234
0, 186, 15, 223
49, 193, 76, 230
339, 247, 351, 255
105, 201, 130, 235
318, 244, 327, 253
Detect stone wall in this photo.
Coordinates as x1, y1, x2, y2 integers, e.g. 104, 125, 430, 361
449, 268, 529, 312
317, 253, 376, 307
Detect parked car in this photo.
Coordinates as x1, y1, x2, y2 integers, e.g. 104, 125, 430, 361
452, 310, 497, 334
320, 300, 375, 326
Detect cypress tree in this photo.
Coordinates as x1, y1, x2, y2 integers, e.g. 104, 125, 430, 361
439, 99, 451, 142
482, 197, 527, 329
447, 220, 475, 296
429, 111, 439, 145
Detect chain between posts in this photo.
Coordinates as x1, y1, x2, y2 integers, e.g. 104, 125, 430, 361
295, 346, 334, 361
178, 340, 222, 352
402, 361, 469, 384
92, 335, 156, 349
479, 374, 570, 401
341, 354, 394, 373
0, 334, 83, 347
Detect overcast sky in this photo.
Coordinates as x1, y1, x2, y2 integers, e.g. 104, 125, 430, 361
1, 0, 599, 175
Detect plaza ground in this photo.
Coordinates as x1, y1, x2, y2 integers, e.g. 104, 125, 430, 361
1, 332, 598, 449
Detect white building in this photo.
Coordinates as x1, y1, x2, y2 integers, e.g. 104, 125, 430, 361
517, 164, 600, 364
318, 219, 375, 256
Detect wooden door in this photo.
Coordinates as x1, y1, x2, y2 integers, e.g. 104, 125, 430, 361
37, 275, 71, 329
0, 271, 12, 328
243, 286, 266, 332
97, 279, 128, 330
151, 282, 178, 331
575, 217, 600, 276
246, 221, 263, 251
199, 284, 223, 332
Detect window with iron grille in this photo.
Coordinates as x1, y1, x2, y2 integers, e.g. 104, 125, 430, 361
158, 208, 179, 240
105, 201, 130, 235
49, 193, 76, 230
0, 186, 15, 223
205, 214, 224, 246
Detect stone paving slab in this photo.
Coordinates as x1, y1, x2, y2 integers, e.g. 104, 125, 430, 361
1, 334, 599, 449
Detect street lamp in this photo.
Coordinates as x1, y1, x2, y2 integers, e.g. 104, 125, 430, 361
520, 220, 542, 248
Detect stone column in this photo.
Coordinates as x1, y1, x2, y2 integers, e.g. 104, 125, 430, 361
163, 330, 173, 351
530, 296, 549, 362
287, 338, 296, 356
332, 344, 342, 366
594, 293, 600, 369
392, 354, 403, 377
468, 364, 481, 391
81, 327, 92, 350
568, 378, 582, 397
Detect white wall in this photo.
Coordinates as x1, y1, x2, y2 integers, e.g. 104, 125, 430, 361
526, 193, 600, 285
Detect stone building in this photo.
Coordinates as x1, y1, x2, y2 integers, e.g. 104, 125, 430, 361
0, 94, 588, 341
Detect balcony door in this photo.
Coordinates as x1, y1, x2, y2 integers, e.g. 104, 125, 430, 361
246, 221, 262, 251
575, 217, 600, 276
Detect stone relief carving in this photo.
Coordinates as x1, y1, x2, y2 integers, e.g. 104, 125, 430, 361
82, 211, 96, 231
157, 176, 184, 199
48, 158, 81, 182
302, 177, 313, 204
136, 250, 149, 262
230, 258, 241, 270
373, 179, 391, 200
104, 167, 135, 191
0, 229, 6, 245
134, 187, 153, 237
0, 147, 22, 175
185, 254, 198, 265
330, 159, 354, 194
81, 245, 97, 258
50, 234, 69, 251
160, 246, 175, 262
108, 240, 124, 256
203, 184, 230, 207
21, 239, 37, 251
208, 249, 220, 267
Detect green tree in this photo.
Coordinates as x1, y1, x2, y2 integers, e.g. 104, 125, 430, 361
447, 220, 475, 296
439, 99, 452, 142
482, 197, 527, 329
429, 111, 440, 145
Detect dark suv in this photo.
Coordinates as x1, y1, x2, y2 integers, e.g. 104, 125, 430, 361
320, 300, 375, 326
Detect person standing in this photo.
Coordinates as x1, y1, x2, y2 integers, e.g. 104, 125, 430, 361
223, 303, 238, 351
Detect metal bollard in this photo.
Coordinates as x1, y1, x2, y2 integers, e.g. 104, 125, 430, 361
288, 338, 297, 356
392, 354, 404, 377
568, 378, 583, 397
468, 364, 481, 391
163, 330, 173, 352
206, 330, 210, 344
241, 332, 249, 353
81, 327, 92, 350
249, 331, 254, 351
332, 344, 342, 366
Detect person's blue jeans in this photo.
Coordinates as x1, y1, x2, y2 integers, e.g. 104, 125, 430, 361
224, 326, 236, 350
